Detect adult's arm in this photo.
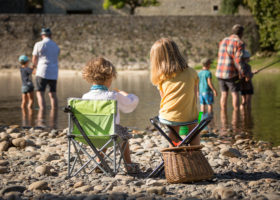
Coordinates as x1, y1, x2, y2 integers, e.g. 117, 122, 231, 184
32, 55, 38, 69
234, 42, 245, 77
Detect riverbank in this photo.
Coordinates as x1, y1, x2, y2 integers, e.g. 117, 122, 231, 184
0, 125, 279, 200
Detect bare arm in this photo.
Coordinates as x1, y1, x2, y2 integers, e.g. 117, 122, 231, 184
32, 55, 38, 68
31, 55, 38, 74
207, 78, 217, 96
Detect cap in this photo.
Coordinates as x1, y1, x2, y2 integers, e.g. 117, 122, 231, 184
18, 55, 29, 62
201, 58, 212, 66
243, 50, 251, 58
40, 28, 51, 36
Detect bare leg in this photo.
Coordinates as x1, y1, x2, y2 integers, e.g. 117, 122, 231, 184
27, 91, 34, 109
36, 91, 45, 110
207, 104, 213, 114
231, 92, 239, 110
48, 92, 58, 109
49, 108, 58, 129
200, 104, 206, 113
122, 141, 132, 164
21, 94, 28, 109
220, 91, 228, 110
220, 108, 228, 136
240, 94, 246, 110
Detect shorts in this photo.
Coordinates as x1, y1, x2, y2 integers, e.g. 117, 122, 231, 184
199, 91, 214, 105
159, 117, 198, 126
21, 84, 34, 94
241, 89, 254, 95
218, 76, 240, 92
36, 76, 57, 92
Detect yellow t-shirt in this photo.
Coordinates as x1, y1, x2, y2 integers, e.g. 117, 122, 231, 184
158, 67, 198, 122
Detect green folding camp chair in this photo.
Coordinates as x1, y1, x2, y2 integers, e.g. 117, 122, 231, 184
64, 98, 128, 177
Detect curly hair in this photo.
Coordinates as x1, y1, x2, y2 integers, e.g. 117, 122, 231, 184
82, 57, 117, 84
150, 38, 188, 85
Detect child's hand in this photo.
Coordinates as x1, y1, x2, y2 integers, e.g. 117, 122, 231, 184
213, 90, 218, 97
245, 77, 250, 82
113, 88, 120, 92
113, 88, 129, 96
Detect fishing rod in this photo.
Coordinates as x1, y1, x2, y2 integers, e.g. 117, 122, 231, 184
253, 59, 280, 74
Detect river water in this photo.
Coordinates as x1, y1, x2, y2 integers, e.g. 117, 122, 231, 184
0, 69, 279, 146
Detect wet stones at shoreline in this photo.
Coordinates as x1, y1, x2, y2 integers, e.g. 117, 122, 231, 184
0, 125, 279, 200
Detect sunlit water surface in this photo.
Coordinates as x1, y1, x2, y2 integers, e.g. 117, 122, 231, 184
0, 69, 279, 145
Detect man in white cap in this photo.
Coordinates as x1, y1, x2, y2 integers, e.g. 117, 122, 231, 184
32, 28, 60, 110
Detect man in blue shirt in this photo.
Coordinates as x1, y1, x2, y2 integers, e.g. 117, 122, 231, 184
198, 58, 217, 114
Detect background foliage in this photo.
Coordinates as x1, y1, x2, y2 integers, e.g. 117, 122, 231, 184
221, 0, 280, 52
103, 0, 159, 15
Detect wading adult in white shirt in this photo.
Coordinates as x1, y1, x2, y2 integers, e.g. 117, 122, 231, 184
32, 28, 60, 110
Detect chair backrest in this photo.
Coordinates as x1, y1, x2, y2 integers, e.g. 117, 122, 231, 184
68, 98, 117, 136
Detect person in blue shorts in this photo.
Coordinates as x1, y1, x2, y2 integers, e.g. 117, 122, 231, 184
198, 58, 217, 114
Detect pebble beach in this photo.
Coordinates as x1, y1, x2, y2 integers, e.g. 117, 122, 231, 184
0, 125, 279, 200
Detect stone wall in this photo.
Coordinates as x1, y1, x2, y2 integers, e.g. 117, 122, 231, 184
0, 15, 259, 69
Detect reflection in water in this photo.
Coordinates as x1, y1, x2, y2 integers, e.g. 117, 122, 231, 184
240, 106, 254, 133
21, 108, 34, 128
35, 108, 58, 130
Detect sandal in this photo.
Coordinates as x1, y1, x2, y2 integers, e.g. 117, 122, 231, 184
126, 163, 141, 174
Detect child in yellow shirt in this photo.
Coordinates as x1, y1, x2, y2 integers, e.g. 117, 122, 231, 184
150, 38, 199, 145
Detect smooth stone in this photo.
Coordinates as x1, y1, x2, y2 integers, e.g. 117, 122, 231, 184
220, 147, 242, 158
28, 181, 49, 190
40, 153, 60, 162
35, 165, 53, 176
12, 138, 26, 148
75, 185, 94, 192
9, 133, 24, 139
212, 186, 237, 200
0, 166, 9, 174
0, 141, 10, 152
73, 181, 85, 188
0, 185, 26, 195
263, 193, 280, 200
146, 186, 166, 195
0, 160, 9, 166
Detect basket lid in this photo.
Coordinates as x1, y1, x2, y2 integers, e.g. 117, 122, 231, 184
161, 145, 204, 152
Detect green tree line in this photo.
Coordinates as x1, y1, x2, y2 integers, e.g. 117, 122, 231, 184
221, 0, 280, 52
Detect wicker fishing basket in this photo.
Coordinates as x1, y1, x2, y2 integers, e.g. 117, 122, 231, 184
161, 145, 214, 183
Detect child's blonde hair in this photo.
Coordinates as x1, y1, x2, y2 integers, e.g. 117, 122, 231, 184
150, 38, 188, 85
82, 57, 117, 84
